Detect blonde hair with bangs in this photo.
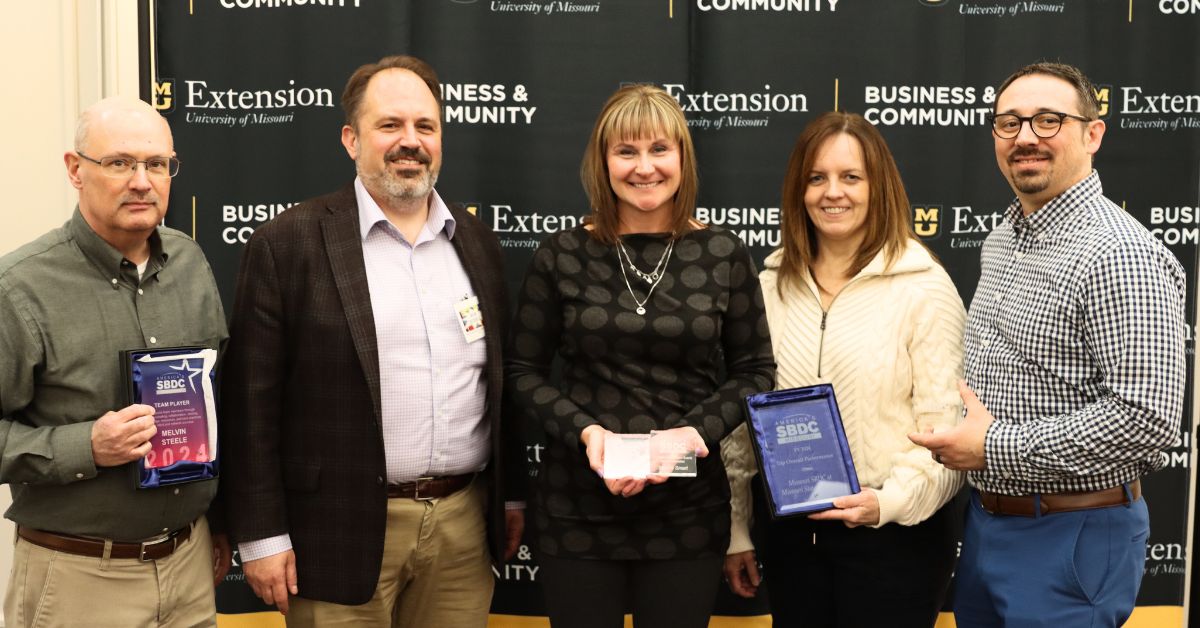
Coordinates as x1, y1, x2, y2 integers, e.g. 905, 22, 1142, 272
580, 84, 698, 244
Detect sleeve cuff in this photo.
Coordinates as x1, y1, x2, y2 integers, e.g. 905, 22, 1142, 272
238, 534, 293, 562
872, 485, 905, 528
985, 420, 1023, 479
57, 420, 99, 483
727, 517, 755, 554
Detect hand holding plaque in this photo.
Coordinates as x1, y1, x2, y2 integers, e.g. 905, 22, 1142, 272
122, 346, 219, 489
742, 384, 860, 518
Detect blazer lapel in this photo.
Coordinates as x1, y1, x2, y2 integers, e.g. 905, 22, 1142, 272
321, 189, 383, 427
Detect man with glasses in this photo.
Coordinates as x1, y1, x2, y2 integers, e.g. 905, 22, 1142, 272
910, 62, 1185, 626
0, 96, 229, 626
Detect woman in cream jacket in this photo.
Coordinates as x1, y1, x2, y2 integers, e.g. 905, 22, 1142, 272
722, 111, 966, 627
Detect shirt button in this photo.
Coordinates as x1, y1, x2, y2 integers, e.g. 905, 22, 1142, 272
162, 527, 169, 533
149, 337, 158, 344
982, 340, 991, 348
377, 476, 384, 485
1014, 252, 1024, 261
111, 278, 118, 285
993, 292, 1001, 302
75, 473, 84, 479
138, 289, 144, 295
173, 488, 180, 495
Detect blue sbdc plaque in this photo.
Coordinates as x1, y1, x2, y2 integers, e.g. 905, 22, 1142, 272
122, 346, 219, 489
743, 384, 859, 518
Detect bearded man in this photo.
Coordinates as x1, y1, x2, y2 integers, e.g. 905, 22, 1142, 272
222, 55, 524, 628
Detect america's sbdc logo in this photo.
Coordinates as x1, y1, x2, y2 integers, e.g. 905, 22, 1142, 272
154, 359, 202, 396
775, 414, 823, 445
153, 79, 175, 114
913, 205, 941, 239
155, 373, 189, 395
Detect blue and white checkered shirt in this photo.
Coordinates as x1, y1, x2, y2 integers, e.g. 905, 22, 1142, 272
964, 171, 1186, 495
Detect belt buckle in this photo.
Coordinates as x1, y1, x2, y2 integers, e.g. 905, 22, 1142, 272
413, 476, 435, 501
139, 532, 175, 562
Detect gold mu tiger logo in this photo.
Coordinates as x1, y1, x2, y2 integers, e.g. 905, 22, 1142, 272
1093, 84, 1111, 118
912, 205, 941, 239
153, 79, 176, 114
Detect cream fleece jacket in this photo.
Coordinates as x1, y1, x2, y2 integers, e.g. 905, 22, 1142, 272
723, 241, 966, 554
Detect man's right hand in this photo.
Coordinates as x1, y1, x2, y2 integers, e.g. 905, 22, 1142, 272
243, 550, 299, 615
90, 404, 157, 467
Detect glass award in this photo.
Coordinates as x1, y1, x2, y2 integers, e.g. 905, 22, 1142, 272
743, 384, 859, 518
602, 431, 698, 479
121, 346, 219, 489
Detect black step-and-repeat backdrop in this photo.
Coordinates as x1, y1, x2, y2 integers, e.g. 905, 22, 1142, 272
142, 1, 1199, 625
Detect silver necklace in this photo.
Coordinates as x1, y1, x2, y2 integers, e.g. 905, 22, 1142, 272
617, 239, 673, 285
616, 239, 673, 315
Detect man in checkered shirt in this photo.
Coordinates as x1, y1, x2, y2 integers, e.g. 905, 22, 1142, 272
910, 62, 1186, 627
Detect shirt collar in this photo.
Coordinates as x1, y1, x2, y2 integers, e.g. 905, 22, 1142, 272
1005, 169, 1103, 238
354, 177, 456, 242
67, 207, 166, 279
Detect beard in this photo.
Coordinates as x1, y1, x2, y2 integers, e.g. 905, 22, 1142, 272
358, 145, 439, 210
1007, 148, 1053, 195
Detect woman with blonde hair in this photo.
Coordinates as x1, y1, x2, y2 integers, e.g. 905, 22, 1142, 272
507, 84, 775, 627
722, 111, 965, 627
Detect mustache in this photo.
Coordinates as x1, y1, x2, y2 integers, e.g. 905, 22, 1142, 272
385, 146, 431, 165
1009, 147, 1052, 162
120, 193, 159, 204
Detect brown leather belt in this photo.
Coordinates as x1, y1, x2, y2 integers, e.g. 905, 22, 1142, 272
978, 480, 1141, 517
17, 524, 192, 561
387, 473, 474, 500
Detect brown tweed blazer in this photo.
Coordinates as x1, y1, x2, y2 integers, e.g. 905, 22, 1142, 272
221, 183, 520, 605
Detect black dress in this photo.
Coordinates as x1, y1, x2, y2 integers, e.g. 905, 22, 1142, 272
507, 225, 775, 561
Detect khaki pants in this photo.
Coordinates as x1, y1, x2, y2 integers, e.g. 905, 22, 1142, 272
4, 518, 216, 628
287, 478, 494, 628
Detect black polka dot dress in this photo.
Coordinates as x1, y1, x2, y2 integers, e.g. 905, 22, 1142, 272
507, 226, 775, 560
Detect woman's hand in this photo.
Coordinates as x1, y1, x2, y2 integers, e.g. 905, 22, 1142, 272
723, 551, 762, 598
581, 424, 650, 497
805, 489, 880, 528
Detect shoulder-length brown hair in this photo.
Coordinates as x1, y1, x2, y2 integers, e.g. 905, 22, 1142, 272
580, 84, 698, 245
777, 111, 916, 295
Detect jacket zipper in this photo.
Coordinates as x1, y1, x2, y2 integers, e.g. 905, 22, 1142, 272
816, 310, 828, 378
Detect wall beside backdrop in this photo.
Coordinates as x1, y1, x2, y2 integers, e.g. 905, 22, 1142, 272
141, 1, 1199, 626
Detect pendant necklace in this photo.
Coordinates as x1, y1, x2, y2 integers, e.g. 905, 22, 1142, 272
616, 238, 674, 316
617, 239, 673, 285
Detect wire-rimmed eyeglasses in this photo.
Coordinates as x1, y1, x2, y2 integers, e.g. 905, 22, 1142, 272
77, 152, 181, 178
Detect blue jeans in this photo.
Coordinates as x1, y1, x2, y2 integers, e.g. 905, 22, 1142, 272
954, 489, 1149, 627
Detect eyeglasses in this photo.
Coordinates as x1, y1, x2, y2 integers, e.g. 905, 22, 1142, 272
988, 112, 1092, 139
76, 152, 181, 178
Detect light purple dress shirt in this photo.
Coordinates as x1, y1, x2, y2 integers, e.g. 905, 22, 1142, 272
239, 179, 490, 562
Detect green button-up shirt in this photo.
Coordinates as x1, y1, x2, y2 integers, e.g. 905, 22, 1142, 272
0, 209, 227, 541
